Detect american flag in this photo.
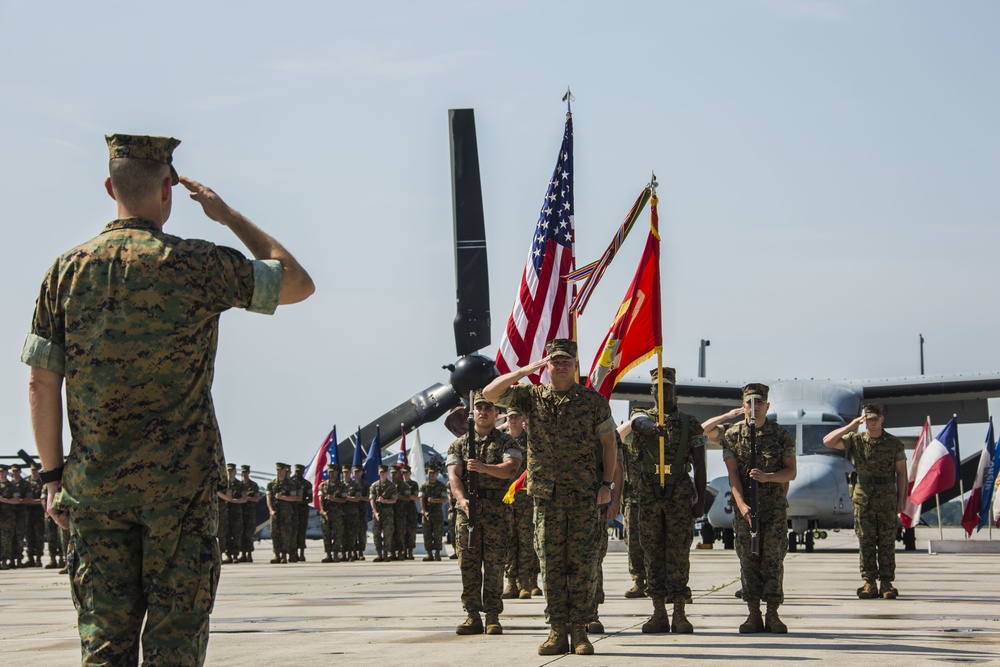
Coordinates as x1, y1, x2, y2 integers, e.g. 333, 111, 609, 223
304, 425, 337, 509
496, 114, 576, 383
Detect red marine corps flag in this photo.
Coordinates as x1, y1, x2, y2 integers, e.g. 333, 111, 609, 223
586, 193, 662, 400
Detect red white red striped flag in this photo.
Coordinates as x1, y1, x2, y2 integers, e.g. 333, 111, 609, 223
496, 114, 576, 383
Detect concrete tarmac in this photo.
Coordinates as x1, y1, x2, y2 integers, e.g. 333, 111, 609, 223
2, 526, 998, 665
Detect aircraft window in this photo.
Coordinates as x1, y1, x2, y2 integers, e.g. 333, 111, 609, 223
802, 425, 840, 456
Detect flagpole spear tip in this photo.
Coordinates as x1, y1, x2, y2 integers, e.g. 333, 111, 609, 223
562, 87, 575, 114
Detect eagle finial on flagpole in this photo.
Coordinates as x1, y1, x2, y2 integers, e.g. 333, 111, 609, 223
562, 87, 575, 115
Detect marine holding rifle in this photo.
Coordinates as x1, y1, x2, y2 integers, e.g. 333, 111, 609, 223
446, 391, 522, 636
622, 366, 707, 635
704, 383, 796, 634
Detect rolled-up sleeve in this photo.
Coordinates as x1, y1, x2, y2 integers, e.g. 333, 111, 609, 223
20, 333, 65, 375
248, 259, 283, 315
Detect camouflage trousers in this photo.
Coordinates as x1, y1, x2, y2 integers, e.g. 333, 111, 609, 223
27, 506, 46, 557
422, 508, 444, 552
854, 499, 897, 582
357, 505, 369, 550
46, 514, 67, 561
534, 496, 602, 625
506, 493, 538, 590
624, 500, 646, 582
456, 500, 512, 614
217, 499, 229, 556
242, 504, 256, 553
405, 503, 418, 549
271, 502, 296, 556
296, 504, 310, 551
0, 507, 16, 561
393, 505, 407, 553
372, 507, 395, 553
67, 484, 219, 667
591, 505, 610, 616
733, 500, 787, 604
223, 505, 243, 557
639, 485, 695, 601
321, 504, 344, 554
343, 505, 359, 552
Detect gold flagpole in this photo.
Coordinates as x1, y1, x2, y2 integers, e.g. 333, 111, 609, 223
657, 349, 665, 486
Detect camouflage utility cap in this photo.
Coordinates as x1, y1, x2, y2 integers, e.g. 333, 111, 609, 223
863, 404, 885, 417
30, 461, 40, 470
226, 463, 236, 470
294, 464, 305, 472
742, 383, 769, 402
240, 465, 251, 472
10, 463, 21, 472
378, 465, 389, 472
106, 134, 181, 185
0, 464, 8, 472
401, 465, 411, 472
353, 465, 364, 471
276, 462, 288, 471
506, 407, 522, 417
327, 463, 341, 471
473, 390, 493, 406
546, 338, 577, 358
650, 367, 676, 384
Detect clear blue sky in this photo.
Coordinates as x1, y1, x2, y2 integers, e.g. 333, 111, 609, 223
2, 1, 998, 478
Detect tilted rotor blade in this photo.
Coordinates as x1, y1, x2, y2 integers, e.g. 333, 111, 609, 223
334, 383, 460, 464
449, 108, 491, 357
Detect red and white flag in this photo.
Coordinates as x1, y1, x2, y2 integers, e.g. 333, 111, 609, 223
496, 114, 576, 384
586, 196, 662, 400
304, 426, 337, 510
909, 417, 960, 507
900, 418, 930, 529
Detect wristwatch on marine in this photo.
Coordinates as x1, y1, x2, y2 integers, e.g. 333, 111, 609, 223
600, 480, 615, 490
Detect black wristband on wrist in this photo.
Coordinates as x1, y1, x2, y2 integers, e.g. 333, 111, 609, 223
39, 466, 64, 484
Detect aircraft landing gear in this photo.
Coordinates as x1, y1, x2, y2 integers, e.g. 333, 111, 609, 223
721, 528, 735, 550
788, 530, 797, 552
788, 530, 816, 552
805, 530, 814, 553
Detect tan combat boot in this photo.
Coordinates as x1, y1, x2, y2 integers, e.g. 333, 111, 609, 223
501, 577, 519, 599
739, 599, 764, 634
624, 579, 648, 598
485, 613, 503, 635
879, 581, 898, 599
455, 612, 484, 635
538, 624, 569, 655
857, 580, 879, 599
641, 597, 670, 634
764, 601, 787, 633
531, 576, 543, 597
671, 600, 693, 633
570, 622, 593, 655
587, 614, 604, 634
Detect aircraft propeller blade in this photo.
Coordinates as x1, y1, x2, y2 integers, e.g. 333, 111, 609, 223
449, 108, 491, 357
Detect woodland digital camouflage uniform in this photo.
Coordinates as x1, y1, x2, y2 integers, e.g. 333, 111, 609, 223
722, 419, 796, 604
621, 432, 648, 588
506, 430, 539, 593
0, 468, 18, 566
343, 475, 361, 556
267, 473, 297, 560
401, 473, 420, 554
290, 467, 311, 556
390, 469, 407, 557
370, 476, 398, 556
241, 470, 260, 558
223, 475, 246, 559
355, 474, 371, 553
496, 382, 616, 626
842, 429, 906, 583
446, 427, 522, 615
319, 468, 347, 557
628, 405, 705, 602
7, 469, 29, 565
19, 133, 282, 664
27, 472, 47, 564
419, 476, 448, 552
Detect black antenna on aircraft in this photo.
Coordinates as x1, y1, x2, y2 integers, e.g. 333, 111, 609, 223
919, 333, 925, 375
698, 339, 711, 378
